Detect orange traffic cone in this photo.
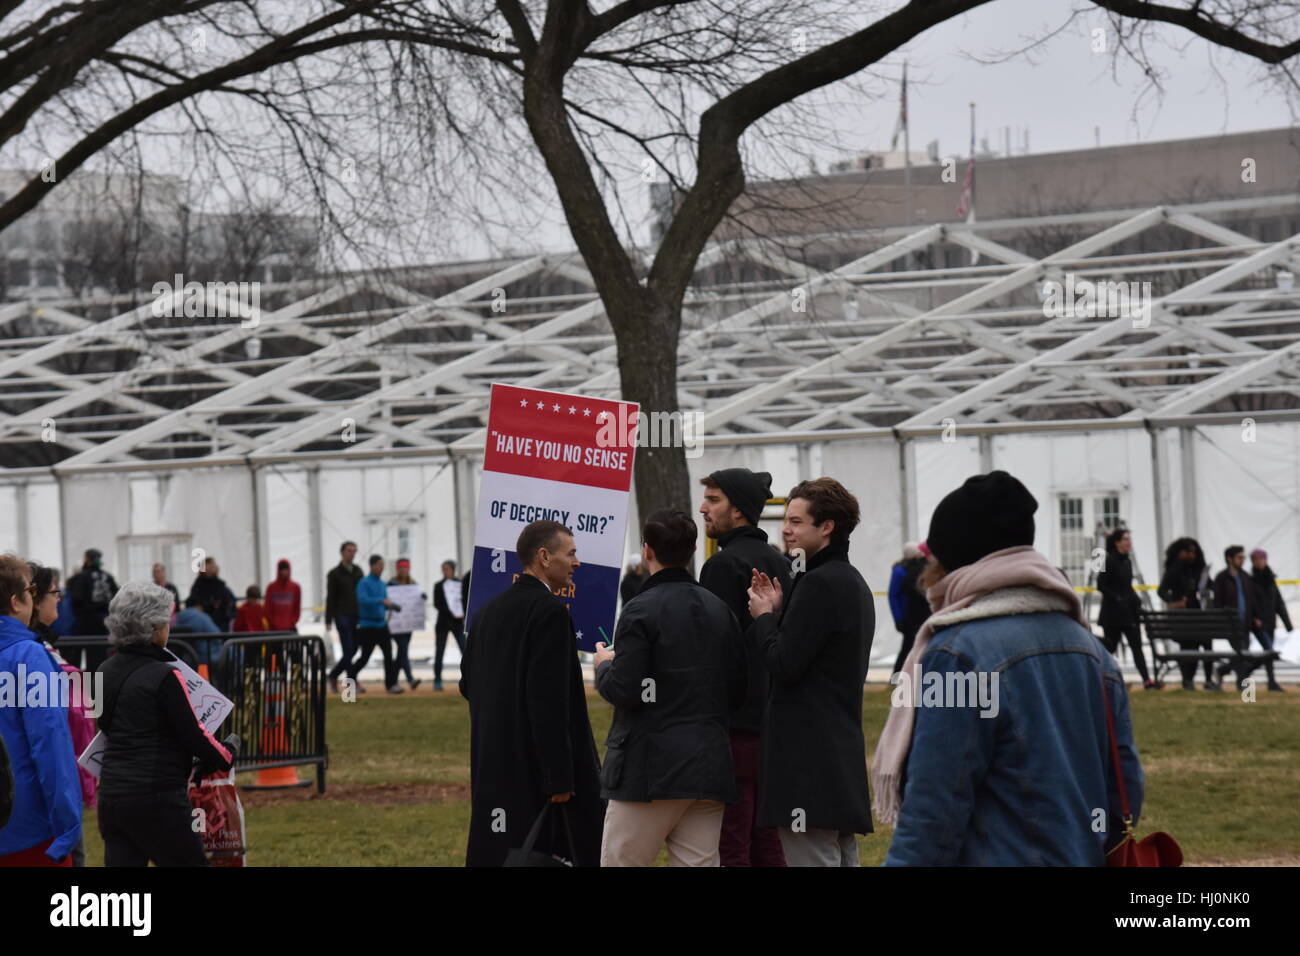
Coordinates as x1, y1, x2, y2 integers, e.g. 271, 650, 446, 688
245, 652, 307, 789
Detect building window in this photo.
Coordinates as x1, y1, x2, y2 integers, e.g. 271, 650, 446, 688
117, 534, 192, 591
1057, 491, 1124, 586
6, 257, 29, 286
35, 260, 59, 287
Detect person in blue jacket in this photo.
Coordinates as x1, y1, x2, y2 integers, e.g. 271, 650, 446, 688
0, 554, 82, 866
51, 570, 75, 638
875, 472, 1145, 866
352, 555, 402, 694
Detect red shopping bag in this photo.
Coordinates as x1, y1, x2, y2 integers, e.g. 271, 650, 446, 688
188, 770, 247, 867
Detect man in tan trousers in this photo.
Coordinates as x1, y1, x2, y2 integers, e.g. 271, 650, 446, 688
593, 509, 747, 866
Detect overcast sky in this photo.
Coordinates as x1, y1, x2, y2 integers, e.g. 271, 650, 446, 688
851, 0, 1294, 161
498, 0, 1298, 257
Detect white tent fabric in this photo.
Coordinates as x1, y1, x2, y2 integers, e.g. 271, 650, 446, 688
18, 425, 1299, 659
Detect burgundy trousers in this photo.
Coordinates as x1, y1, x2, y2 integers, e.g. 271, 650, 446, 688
719, 729, 787, 867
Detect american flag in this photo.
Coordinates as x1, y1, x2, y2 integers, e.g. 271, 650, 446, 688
890, 63, 908, 151
956, 155, 975, 218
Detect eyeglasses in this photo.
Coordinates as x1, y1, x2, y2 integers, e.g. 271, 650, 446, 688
23, 583, 37, 596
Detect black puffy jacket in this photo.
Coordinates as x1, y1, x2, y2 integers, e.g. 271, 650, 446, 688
1097, 551, 1142, 628
595, 567, 747, 804
96, 643, 232, 799
1252, 566, 1293, 633
698, 525, 792, 733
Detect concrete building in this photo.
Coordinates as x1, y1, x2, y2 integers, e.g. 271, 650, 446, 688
707, 126, 1300, 259
0, 168, 318, 300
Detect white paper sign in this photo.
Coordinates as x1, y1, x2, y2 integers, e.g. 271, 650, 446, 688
443, 579, 464, 618
77, 733, 106, 779
1274, 629, 1300, 664
387, 584, 427, 633
78, 650, 233, 778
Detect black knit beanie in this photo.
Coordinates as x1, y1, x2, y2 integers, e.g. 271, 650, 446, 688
925, 470, 1037, 572
708, 468, 772, 527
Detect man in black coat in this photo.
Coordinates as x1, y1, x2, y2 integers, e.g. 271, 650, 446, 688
1250, 548, 1290, 692
67, 548, 118, 636
594, 509, 747, 867
748, 477, 875, 867
432, 560, 466, 692
187, 557, 236, 633
459, 520, 603, 867
698, 467, 790, 867
1213, 545, 1267, 691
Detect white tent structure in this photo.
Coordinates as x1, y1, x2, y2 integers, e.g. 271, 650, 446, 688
3, 194, 1299, 665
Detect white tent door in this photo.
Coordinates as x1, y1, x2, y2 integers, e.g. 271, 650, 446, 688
117, 533, 192, 587
363, 513, 424, 574
1056, 491, 1123, 587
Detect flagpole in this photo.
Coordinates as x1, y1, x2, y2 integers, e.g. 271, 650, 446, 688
903, 61, 912, 228
968, 101, 978, 265
968, 101, 976, 220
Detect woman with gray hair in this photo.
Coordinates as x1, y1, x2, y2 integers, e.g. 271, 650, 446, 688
95, 582, 235, 866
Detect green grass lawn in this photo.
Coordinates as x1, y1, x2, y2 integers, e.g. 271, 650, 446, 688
81, 682, 1300, 866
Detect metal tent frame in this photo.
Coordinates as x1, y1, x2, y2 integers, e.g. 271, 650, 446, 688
3, 193, 1300, 565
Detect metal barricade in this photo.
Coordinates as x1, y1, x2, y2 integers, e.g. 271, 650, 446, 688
215, 633, 328, 793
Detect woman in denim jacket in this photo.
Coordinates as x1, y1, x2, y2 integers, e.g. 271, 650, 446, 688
875, 471, 1145, 866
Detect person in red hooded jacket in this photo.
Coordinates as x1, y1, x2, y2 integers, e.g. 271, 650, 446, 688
264, 559, 301, 632
233, 585, 270, 632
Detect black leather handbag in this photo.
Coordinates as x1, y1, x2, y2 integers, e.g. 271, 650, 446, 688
503, 802, 578, 868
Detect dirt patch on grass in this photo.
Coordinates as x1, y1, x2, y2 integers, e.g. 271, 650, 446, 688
238, 780, 470, 807
1191, 855, 1300, 867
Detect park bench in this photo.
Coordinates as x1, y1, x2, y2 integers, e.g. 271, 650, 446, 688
1139, 608, 1280, 687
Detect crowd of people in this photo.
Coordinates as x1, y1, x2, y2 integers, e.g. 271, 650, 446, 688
460, 469, 1149, 867
34, 550, 304, 671
0, 538, 468, 867
887, 529, 1292, 694
0, 558, 237, 867
2, 465, 1290, 868
1156, 539, 1290, 691
34, 543, 474, 691
323, 543, 469, 694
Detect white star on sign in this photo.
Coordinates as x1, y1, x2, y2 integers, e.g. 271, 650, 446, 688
535, 400, 544, 410
519, 399, 527, 408
597, 411, 607, 421
583, 408, 591, 416
568, 406, 576, 414
552, 403, 560, 412
576, 630, 583, 641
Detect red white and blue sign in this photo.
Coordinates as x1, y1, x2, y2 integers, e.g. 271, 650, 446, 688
465, 383, 638, 651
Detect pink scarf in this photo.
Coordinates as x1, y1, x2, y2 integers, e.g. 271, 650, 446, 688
870, 545, 1085, 826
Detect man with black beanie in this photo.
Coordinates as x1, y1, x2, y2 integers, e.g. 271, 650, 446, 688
699, 468, 791, 867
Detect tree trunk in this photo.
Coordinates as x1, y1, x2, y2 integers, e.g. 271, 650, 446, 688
608, 291, 691, 521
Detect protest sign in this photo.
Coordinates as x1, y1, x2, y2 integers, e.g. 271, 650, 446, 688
465, 383, 637, 651
386, 584, 426, 632
79, 648, 234, 778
